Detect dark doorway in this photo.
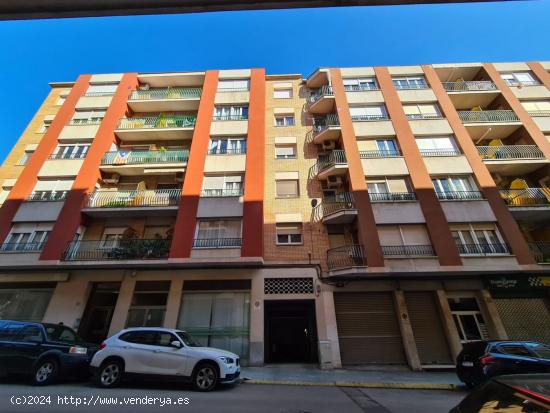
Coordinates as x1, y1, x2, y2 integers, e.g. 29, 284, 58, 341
265, 300, 318, 363
78, 282, 120, 343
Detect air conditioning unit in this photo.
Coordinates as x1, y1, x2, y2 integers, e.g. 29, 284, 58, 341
175, 172, 184, 183
102, 173, 120, 184
326, 175, 343, 188
321, 140, 336, 151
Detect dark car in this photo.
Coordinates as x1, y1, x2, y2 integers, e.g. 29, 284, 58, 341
456, 340, 550, 388
450, 374, 550, 412
0, 320, 99, 385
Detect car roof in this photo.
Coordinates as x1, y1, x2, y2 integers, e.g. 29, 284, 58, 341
117, 327, 184, 334
465, 340, 547, 346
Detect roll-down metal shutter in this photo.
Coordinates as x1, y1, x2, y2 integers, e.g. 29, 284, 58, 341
334, 292, 406, 364
405, 291, 452, 365
494, 298, 550, 344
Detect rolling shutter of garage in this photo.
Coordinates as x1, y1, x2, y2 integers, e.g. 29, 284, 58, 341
334, 292, 406, 364
494, 298, 550, 344
405, 292, 452, 365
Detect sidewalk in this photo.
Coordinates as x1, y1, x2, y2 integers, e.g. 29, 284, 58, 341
241, 364, 463, 390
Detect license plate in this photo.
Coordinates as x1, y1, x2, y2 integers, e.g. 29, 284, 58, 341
462, 361, 474, 367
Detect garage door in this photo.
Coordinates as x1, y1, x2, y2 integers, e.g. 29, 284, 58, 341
405, 292, 452, 365
334, 292, 406, 364
494, 298, 550, 344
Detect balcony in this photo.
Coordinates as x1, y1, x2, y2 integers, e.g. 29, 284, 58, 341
82, 189, 181, 217
314, 193, 357, 224
309, 150, 348, 180
359, 149, 402, 158
458, 110, 521, 140
405, 113, 444, 120
436, 191, 484, 201
529, 242, 550, 264
115, 115, 197, 141
308, 85, 335, 114
478, 145, 548, 175
458, 110, 519, 123
381, 244, 435, 257
0, 242, 46, 253
310, 114, 340, 144
500, 188, 550, 223
419, 148, 462, 157
100, 149, 189, 175
192, 238, 242, 248
369, 192, 416, 202
443, 81, 499, 109
327, 244, 367, 270
128, 87, 201, 112
456, 243, 509, 256
201, 188, 243, 198
63, 239, 170, 261
443, 81, 498, 92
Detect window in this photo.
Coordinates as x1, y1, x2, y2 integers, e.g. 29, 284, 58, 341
56, 96, 66, 106
157, 332, 178, 347
343, 77, 378, 91
274, 89, 292, 99
208, 137, 246, 155
100, 227, 127, 248
416, 136, 459, 156
451, 224, 507, 255
37, 119, 52, 133
276, 179, 299, 198
275, 144, 297, 159
2, 230, 50, 252
85, 83, 118, 96
448, 297, 489, 343
276, 223, 303, 245
393, 76, 428, 89
213, 106, 248, 121
15, 325, 44, 342
521, 101, 550, 115
126, 281, 170, 328
376, 139, 399, 156
367, 181, 389, 194
274, 115, 295, 127
403, 103, 441, 119
349, 105, 388, 121
119, 331, 157, 345
202, 175, 243, 197
217, 79, 249, 92
18, 149, 35, 165
498, 345, 532, 357
50, 144, 90, 160
432, 176, 474, 194
194, 220, 242, 248
0, 289, 53, 322
366, 177, 414, 201
71, 110, 106, 125
501, 72, 538, 86
44, 325, 78, 343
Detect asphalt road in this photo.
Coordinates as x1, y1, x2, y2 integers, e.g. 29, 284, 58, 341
0, 378, 468, 413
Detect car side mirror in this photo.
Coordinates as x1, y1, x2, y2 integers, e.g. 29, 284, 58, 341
170, 340, 182, 348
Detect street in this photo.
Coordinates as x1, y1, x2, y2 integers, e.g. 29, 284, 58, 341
0, 378, 468, 413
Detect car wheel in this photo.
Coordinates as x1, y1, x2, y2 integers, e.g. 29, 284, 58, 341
96, 360, 123, 388
192, 363, 218, 392
32, 358, 58, 386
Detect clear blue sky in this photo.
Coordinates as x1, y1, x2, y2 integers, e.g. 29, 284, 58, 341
0, 0, 549, 163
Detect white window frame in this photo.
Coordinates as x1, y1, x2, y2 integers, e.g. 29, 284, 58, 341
275, 179, 299, 198
451, 224, 506, 256
273, 89, 293, 99
343, 77, 378, 91
403, 103, 441, 119
208, 137, 247, 155
392, 76, 428, 89
213, 106, 248, 120
501, 72, 538, 86
85, 83, 118, 96
51, 144, 90, 160
71, 110, 106, 125
275, 223, 303, 245
432, 176, 475, 193
274, 144, 297, 159
349, 105, 388, 121
217, 79, 250, 92
274, 115, 295, 127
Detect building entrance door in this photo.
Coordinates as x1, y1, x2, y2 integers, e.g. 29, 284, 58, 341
78, 282, 120, 343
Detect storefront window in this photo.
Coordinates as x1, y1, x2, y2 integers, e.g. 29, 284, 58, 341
126, 281, 170, 328
0, 288, 54, 322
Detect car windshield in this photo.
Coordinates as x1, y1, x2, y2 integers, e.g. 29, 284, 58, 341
44, 325, 80, 343
527, 343, 550, 359
175, 331, 201, 347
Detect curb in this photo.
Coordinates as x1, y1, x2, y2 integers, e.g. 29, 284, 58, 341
242, 378, 461, 391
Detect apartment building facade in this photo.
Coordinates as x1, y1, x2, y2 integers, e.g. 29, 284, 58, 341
0, 62, 549, 370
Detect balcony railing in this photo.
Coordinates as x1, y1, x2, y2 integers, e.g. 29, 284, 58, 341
458, 110, 520, 123
207, 147, 246, 155
359, 149, 402, 158
344, 84, 379, 92
312, 114, 340, 137
310, 150, 347, 176
351, 114, 389, 122
405, 113, 443, 120
101, 150, 189, 165
382, 245, 435, 256
369, 192, 416, 202
456, 243, 509, 256
49, 152, 88, 160
420, 148, 462, 157
69, 119, 103, 126
436, 191, 484, 200
86, 189, 181, 208
0, 242, 46, 253
84, 92, 115, 97
192, 238, 242, 248
309, 85, 334, 104
477, 145, 545, 160
129, 87, 202, 101
212, 114, 248, 121
527, 110, 550, 117
500, 188, 550, 206
314, 194, 356, 221
327, 244, 367, 270
393, 81, 429, 90
529, 241, 550, 264
201, 188, 243, 197
28, 191, 69, 202
117, 115, 197, 130
63, 239, 170, 261
442, 81, 498, 92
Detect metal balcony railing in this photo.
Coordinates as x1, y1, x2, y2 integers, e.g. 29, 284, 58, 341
207, 147, 246, 155
442, 81, 498, 92
369, 192, 417, 202
456, 243, 509, 256
458, 110, 520, 123
420, 148, 462, 157
393, 80, 429, 90
314, 195, 356, 221
436, 191, 484, 200
500, 188, 550, 206
310, 150, 347, 177
69, 119, 103, 126
0, 242, 46, 253
192, 238, 242, 248
101, 150, 189, 165
529, 241, 550, 263
212, 114, 248, 121
382, 245, 435, 256
63, 239, 171, 261
201, 188, 243, 197
117, 115, 197, 130
327, 244, 367, 270
86, 189, 181, 208
351, 114, 389, 122
309, 85, 334, 104
527, 110, 550, 117
28, 190, 69, 202
359, 149, 402, 158
84, 92, 115, 97
49, 152, 88, 160
405, 113, 443, 120
477, 145, 545, 160
312, 114, 340, 137
129, 87, 202, 101
344, 84, 379, 92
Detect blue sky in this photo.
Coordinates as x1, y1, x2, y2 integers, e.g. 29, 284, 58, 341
0, 0, 549, 163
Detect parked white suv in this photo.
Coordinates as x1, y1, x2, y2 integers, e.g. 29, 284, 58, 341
90, 327, 240, 391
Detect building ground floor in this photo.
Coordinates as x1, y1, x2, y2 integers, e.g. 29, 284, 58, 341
0, 267, 549, 370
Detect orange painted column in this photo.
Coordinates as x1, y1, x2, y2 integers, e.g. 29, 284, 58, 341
170, 70, 219, 258
241, 69, 265, 257
330, 68, 384, 268
40, 73, 138, 261
0, 75, 91, 245
423, 66, 535, 265
484, 63, 550, 159
374, 67, 462, 266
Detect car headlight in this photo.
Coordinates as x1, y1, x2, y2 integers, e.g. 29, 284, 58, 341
219, 356, 234, 365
